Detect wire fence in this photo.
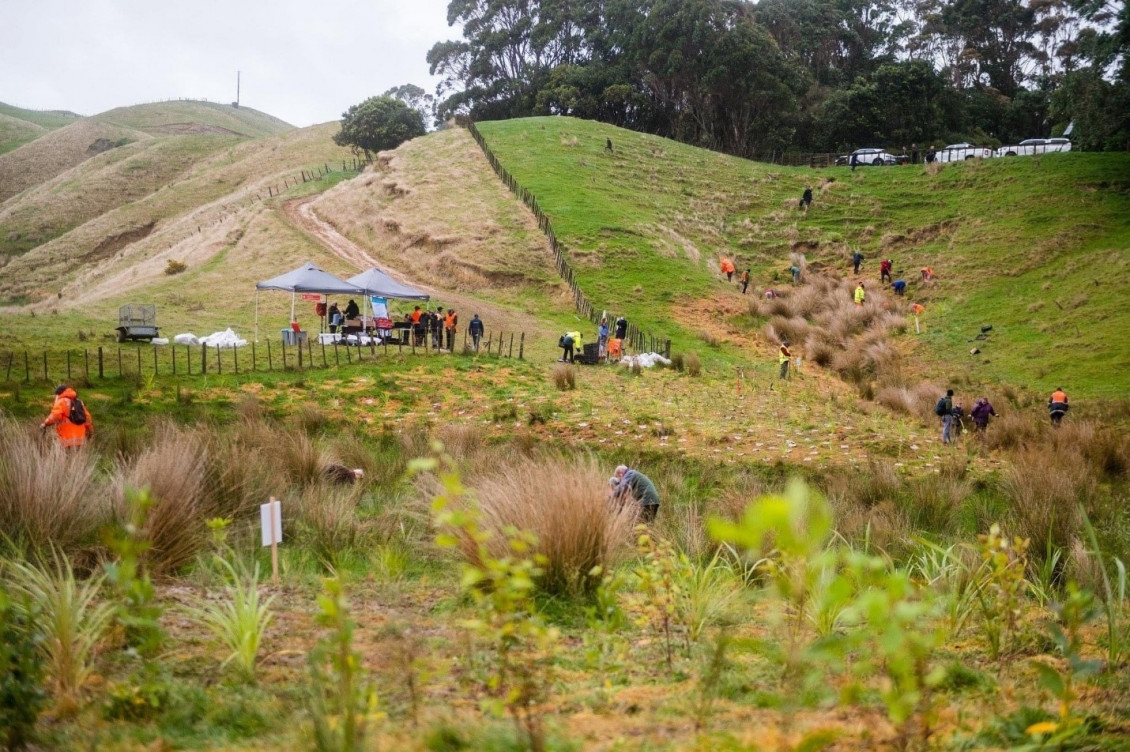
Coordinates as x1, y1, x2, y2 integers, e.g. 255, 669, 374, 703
0, 329, 525, 385
462, 121, 671, 358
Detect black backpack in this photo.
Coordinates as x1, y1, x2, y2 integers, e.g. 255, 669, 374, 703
934, 397, 948, 417
68, 396, 87, 425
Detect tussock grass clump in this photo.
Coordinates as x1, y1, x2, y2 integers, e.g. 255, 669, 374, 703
699, 331, 721, 348
552, 363, 576, 390
685, 352, 702, 377
764, 316, 809, 347
670, 352, 685, 372
1002, 448, 1094, 557
0, 423, 105, 552
294, 486, 367, 562
112, 424, 213, 576
460, 455, 637, 595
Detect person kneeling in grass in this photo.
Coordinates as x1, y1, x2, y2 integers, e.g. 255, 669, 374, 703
611, 465, 660, 522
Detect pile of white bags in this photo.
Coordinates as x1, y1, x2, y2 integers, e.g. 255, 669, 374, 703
172, 329, 248, 348
620, 352, 671, 369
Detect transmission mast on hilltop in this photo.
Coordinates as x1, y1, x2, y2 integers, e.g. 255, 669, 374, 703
233, 71, 240, 109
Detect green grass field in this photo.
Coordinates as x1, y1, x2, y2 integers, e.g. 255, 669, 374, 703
477, 117, 1130, 399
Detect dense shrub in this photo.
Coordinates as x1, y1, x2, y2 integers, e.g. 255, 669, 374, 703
685, 352, 702, 377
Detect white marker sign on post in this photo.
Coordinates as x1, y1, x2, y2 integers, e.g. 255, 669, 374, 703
260, 498, 282, 585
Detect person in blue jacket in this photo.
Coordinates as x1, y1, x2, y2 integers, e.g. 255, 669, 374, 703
469, 313, 484, 351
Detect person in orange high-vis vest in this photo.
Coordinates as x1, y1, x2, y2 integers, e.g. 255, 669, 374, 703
444, 309, 458, 351
1048, 387, 1069, 427
41, 385, 93, 448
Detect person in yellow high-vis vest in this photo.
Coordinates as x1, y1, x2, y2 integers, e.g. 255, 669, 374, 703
854, 283, 866, 306
778, 340, 791, 379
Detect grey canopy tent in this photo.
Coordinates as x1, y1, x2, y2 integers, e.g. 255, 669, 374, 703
254, 262, 363, 340
346, 268, 430, 301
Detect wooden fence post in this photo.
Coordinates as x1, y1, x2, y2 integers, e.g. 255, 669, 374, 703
23, 351, 29, 382
281, 341, 287, 369
508, 333, 513, 358
216, 345, 222, 374
66, 351, 72, 380
266, 340, 272, 371
42, 351, 48, 382
519, 332, 524, 360
201, 344, 207, 374
251, 342, 256, 372
117, 348, 123, 378
187, 345, 193, 375
84, 349, 90, 380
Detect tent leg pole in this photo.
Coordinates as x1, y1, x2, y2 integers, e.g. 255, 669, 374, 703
290, 291, 296, 324
254, 291, 260, 342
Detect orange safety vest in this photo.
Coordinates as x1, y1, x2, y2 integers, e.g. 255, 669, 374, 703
1051, 390, 1067, 403
444, 313, 457, 330
410, 310, 421, 323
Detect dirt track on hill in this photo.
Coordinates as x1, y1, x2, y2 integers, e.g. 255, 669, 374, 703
282, 196, 382, 272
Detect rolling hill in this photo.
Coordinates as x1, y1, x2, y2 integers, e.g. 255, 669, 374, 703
0, 109, 1126, 404
0, 101, 82, 155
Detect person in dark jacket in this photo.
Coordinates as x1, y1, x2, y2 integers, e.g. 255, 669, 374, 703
799, 186, 813, 213
937, 389, 955, 444
614, 317, 628, 340
852, 251, 864, 274
970, 397, 998, 433
344, 299, 360, 320
328, 303, 341, 334
612, 465, 660, 521
469, 314, 484, 351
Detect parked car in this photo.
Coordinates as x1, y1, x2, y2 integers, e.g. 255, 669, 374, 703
935, 143, 993, 162
994, 137, 1072, 157
836, 148, 908, 166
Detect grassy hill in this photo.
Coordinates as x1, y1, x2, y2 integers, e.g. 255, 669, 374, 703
0, 102, 82, 155
476, 117, 1130, 399
0, 101, 293, 205
92, 100, 293, 137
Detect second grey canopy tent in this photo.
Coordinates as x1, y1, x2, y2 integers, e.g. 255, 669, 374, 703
347, 268, 430, 327
346, 268, 430, 301
253, 261, 363, 340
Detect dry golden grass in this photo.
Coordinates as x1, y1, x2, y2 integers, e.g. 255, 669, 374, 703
111, 423, 213, 575
459, 454, 638, 595
0, 421, 105, 551
1001, 447, 1094, 554
311, 127, 561, 293
553, 362, 576, 390
1, 122, 353, 311
0, 119, 148, 203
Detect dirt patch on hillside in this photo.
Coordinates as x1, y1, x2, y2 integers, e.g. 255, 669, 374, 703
85, 221, 156, 261
880, 220, 958, 253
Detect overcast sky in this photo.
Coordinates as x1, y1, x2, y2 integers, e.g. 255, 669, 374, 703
0, 0, 456, 127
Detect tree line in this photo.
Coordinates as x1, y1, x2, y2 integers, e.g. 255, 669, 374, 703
420, 0, 1129, 155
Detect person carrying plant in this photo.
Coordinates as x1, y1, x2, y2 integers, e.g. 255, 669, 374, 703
611, 465, 660, 522
41, 384, 93, 449
778, 340, 791, 380
970, 397, 998, 434
935, 389, 955, 444
1048, 387, 1069, 427
854, 283, 866, 306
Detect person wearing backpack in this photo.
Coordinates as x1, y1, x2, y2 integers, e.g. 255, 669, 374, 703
935, 389, 955, 444
41, 385, 93, 448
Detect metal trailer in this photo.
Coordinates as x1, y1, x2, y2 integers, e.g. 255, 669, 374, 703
116, 304, 159, 342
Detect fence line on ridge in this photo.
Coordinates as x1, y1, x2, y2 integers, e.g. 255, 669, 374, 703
461, 121, 670, 358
